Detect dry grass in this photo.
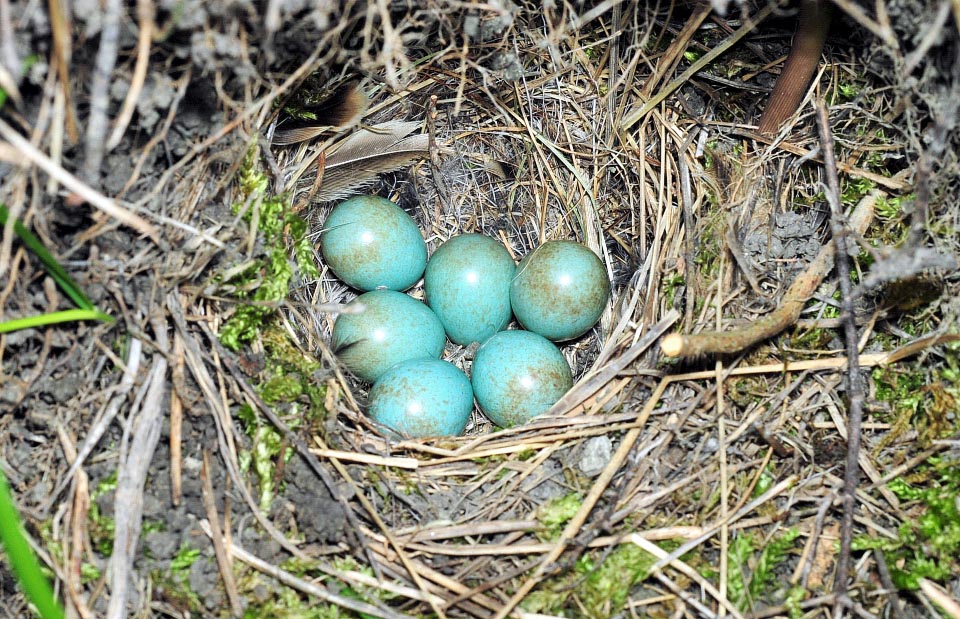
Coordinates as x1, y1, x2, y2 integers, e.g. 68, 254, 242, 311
1, 1, 959, 618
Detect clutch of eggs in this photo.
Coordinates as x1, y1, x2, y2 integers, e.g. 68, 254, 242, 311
322, 195, 611, 436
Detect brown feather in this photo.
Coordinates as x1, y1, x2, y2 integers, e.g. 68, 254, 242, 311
272, 82, 369, 146
313, 122, 430, 202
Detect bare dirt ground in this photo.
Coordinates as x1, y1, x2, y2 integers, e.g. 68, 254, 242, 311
1, 1, 959, 618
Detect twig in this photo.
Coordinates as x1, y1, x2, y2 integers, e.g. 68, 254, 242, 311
81, 0, 123, 185
873, 550, 906, 619
169, 334, 184, 506
201, 451, 243, 617
0, 117, 160, 242
815, 100, 865, 619
106, 316, 168, 619
660, 190, 878, 357
46, 0, 78, 142
919, 578, 960, 619
106, 0, 155, 150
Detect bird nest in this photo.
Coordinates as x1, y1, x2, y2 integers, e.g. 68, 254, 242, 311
2, 1, 960, 618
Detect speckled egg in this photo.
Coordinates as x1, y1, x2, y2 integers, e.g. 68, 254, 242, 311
332, 290, 446, 383
510, 240, 610, 341
471, 330, 573, 428
424, 234, 516, 345
321, 195, 427, 291
369, 359, 474, 437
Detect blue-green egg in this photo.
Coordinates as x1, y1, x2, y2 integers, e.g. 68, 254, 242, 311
369, 359, 474, 437
332, 290, 446, 383
424, 234, 516, 345
471, 330, 572, 428
321, 195, 427, 291
510, 240, 610, 341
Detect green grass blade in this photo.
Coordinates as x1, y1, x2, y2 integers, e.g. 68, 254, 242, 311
0, 203, 95, 311
0, 309, 114, 334
0, 468, 66, 619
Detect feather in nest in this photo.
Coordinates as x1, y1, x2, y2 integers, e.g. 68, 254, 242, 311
271, 82, 369, 146
308, 120, 430, 203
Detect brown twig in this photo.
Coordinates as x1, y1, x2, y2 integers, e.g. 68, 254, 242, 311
814, 100, 865, 619
660, 189, 879, 357
757, 0, 833, 134
169, 334, 184, 506
106, 0, 155, 150
46, 0, 79, 142
201, 451, 243, 618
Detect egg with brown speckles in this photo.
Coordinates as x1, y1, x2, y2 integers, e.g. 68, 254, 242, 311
424, 233, 515, 345
510, 240, 610, 341
332, 290, 446, 383
471, 330, 572, 428
321, 195, 427, 291
369, 359, 474, 437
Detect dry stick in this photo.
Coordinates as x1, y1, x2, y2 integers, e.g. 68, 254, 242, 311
919, 579, 960, 619
169, 334, 184, 506
0, 118, 160, 241
660, 189, 879, 357
106, 0, 154, 150
873, 550, 906, 619
201, 451, 243, 618
46, 0, 78, 142
106, 316, 168, 619
55, 427, 94, 619
814, 101, 865, 619
81, 0, 122, 185
677, 130, 698, 330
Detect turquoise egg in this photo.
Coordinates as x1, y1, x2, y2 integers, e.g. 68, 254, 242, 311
321, 195, 427, 291
424, 234, 516, 345
471, 330, 572, 428
369, 359, 474, 437
332, 290, 446, 383
510, 240, 610, 341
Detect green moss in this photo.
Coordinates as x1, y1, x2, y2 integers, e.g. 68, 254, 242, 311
578, 543, 662, 618
171, 545, 201, 573
220, 144, 319, 352
536, 493, 582, 541
237, 403, 290, 512
852, 457, 960, 590
728, 528, 801, 611
872, 360, 957, 448
521, 540, 680, 618
233, 325, 328, 512
221, 147, 330, 511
